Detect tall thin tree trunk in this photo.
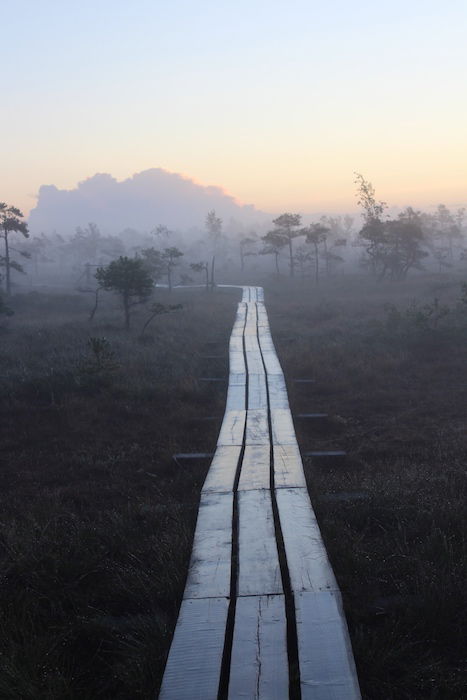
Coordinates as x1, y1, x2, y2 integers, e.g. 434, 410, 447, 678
288, 237, 294, 277
314, 243, 319, 284
89, 288, 100, 322
323, 237, 329, 276
4, 232, 11, 296
210, 255, 216, 291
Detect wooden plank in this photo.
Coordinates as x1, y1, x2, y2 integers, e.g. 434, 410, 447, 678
217, 410, 246, 446
225, 384, 246, 411
248, 373, 268, 410
246, 301, 257, 323
159, 597, 229, 700
229, 351, 246, 374
173, 452, 214, 462
261, 350, 283, 376
271, 408, 297, 445
238, 444, 270, 491
296, 591, 361, 700
202, 445, 242, 494
229, 335, 244, 353
228, 595, 289, 699
273, 444, 307, 489
275, 488, 338, 593
229, 372, 247, 386
268, 374, 289, 409
245, 409, 269, 445
244, 334, 261, 353
246, 354, 264, 375
238, 489, 282, 596
184, 492, 233, 599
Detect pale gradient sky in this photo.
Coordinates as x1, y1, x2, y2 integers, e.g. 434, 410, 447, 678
2, 0, 466, 217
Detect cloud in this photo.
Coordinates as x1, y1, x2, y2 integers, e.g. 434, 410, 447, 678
28, 168, 267, 235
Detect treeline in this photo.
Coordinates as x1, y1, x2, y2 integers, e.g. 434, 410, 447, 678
1, 176, 467, 308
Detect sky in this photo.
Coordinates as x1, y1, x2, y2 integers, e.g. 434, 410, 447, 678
2, 0, 466, 218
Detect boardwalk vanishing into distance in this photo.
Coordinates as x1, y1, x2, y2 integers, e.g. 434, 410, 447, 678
159, 286, 361, 699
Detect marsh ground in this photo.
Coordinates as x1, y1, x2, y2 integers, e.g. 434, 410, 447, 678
0, 275, 465, 698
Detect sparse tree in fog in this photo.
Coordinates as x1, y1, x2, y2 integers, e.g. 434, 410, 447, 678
205, 210, 222, 289
268, 213, 303, 277
304, 223, 329, 284
355, 175, 428, 280
0, 203, 30, 296
294, 245, 312, 279
260, 230, 286, 274
190, 261, 209, 290
141, 248, 165, 283
151, 224, 173, 240
95, 256, 153, 329
239, 235, 257, 272
162, 247, 184, 291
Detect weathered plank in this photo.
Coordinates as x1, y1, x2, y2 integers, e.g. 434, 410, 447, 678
229, 335, 244, 353
268, 374, 290, 409
248, 373, 268, 410
202, 445, 242, 494
271, 408, 297, 445
245, 409, 269, 445
184, 492, 234, 599
238, 489, 282, 596
296, 591, 361, 700
228, 595, 289, 699
229, 372, 247, 386
275, 487, 338, 593
273, 444, 307, 489
159, 597, 229, 700
229, 351, 246, 374
238, 444, 271, 491
225, 383, 246, 411
173, 452, 214, 463
260, 350, 283, 376
217, 410, 246, 446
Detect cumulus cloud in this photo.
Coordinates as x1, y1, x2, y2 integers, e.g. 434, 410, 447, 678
28, 168, 267, 235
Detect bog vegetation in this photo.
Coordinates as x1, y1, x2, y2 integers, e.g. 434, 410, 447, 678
0, 178, 466, 698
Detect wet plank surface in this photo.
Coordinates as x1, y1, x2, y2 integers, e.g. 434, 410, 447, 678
184, 492, 233, 599
238, 444, 271, 491
276, 488, 338, 593
238, 489, 282, 596
296, 591, 361, 700
202, 445, 242, 494
217, 410, 246, 446
228, 595, 289, 699
159, 597, 229, 700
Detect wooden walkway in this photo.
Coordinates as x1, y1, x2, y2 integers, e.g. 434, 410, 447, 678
159, 286, 361, 699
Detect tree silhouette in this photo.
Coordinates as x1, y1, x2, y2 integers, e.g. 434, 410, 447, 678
268, 213, 303, 276
95, 256, 153, 329
0, 203, 29, 296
